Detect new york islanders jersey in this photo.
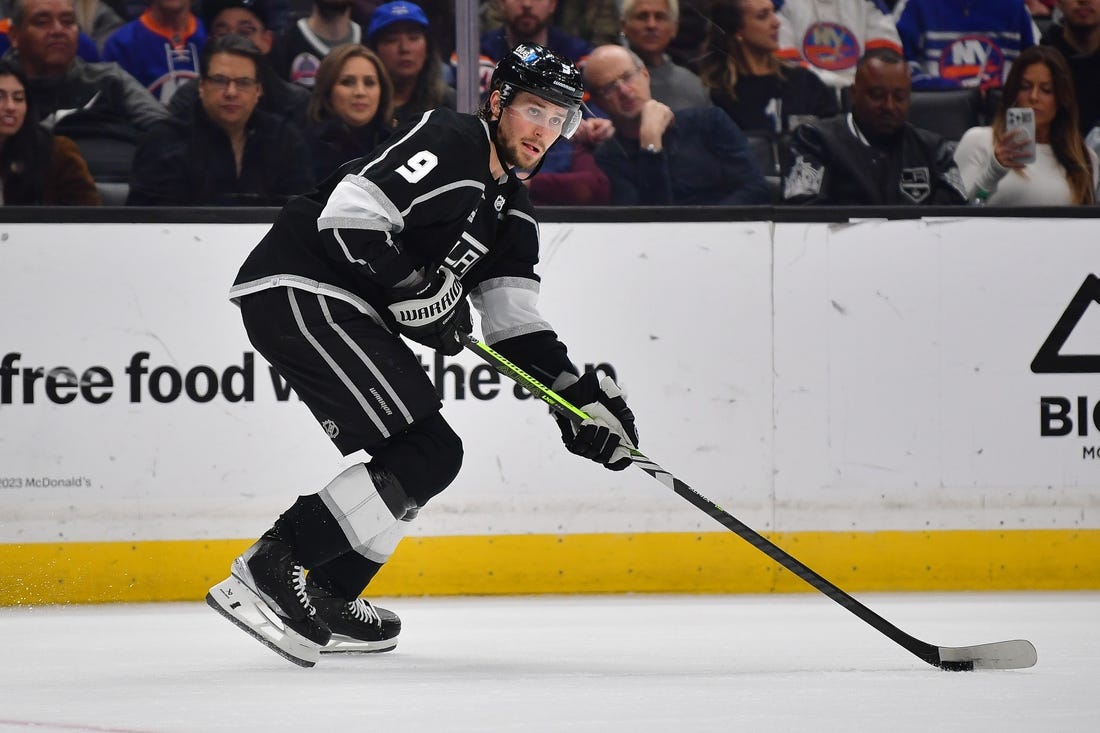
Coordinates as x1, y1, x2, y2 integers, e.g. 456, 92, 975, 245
776, 0, 902, 87
101, 12, 206, 104
893, 0, 1038, 89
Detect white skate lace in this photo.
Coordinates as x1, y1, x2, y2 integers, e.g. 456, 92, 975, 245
292, 565, 315, 617
348, 598, 382, 626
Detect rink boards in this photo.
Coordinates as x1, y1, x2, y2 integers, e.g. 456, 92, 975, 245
1, 217, 1097, 602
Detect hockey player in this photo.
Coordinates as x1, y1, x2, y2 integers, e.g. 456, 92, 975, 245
207, 44, 640, 667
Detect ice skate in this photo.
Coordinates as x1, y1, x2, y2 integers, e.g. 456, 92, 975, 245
308, 577, 401, 654
206, 538, 332, 667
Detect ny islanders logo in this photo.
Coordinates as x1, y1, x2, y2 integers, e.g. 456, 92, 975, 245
801, 23, 861, 71
940, 35, 1005, 87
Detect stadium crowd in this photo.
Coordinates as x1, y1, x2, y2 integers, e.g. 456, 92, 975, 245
1, 0, 1097, 207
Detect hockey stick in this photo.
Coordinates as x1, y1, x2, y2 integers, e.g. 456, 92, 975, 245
460, 334, 1037, 671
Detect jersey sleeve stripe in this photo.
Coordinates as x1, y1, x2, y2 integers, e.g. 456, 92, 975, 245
318, 175, 405, 232
503, 207, 538, 234
470, 276, 552, 345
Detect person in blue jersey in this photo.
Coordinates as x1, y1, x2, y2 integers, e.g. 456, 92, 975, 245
101, 0, 206, 103
893, 0, 1038, 90
206, 44, 640, 667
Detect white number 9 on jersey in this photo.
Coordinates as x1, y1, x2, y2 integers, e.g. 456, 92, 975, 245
395, 151, 439, 183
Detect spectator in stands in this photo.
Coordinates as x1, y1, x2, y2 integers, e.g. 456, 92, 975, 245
620, 0, 710, 111
127, 34, 313, 205
1041, 0, 1100, 131
783, 48, 967, 204
526, 116, 614, 205
664, 0, 712, 71
0, 4, 107, 60
167, 0, 311, 131
480, 0, 592, 65
304, 43, 392, 180
700, 0, 840, 136
0, 57, 99, 203
954, 45, 1097, 205
367, 1, 453, 127
350, 0, 453, 57
480, 0, 620, 48
270, 0, 363, 88
4, 0, 167, 130
101, 0, 205, 104
776, 0, 903, 88
584, 44, 768, 205
893, 0, 1038, 90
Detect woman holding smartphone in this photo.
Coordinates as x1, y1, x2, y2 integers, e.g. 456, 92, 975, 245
954, 45, 1097, 206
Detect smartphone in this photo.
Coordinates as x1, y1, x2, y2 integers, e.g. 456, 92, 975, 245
1005, 107, 1036, 165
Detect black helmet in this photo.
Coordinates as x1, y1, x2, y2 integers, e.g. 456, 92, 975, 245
490, 43, 584, 138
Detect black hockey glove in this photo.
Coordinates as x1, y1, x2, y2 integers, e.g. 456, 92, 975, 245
387, 266, 472, 356
553, 371, 639, 471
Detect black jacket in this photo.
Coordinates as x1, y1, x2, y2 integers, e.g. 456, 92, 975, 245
783, 113, 967, 206
127, 105, 313, 206
710, 65, 840, 136
1041, 24, 1100, 132
303, 117, 393, 182
593, 106, 769, 205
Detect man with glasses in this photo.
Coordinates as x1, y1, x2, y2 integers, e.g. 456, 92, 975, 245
127, 34, 312, 204
165, 0, 310, 131
207, 44, 640, 667
585, 43, 769, 205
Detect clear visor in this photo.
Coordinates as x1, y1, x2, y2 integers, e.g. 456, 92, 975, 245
505, 100, 583, 139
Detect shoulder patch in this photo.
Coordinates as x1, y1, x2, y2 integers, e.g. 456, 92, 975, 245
784, 155, 824, 199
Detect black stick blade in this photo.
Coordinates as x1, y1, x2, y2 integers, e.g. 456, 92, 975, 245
937, 640, 1037, 671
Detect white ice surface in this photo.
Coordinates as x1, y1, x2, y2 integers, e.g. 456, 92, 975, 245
0, 592, 1096, 732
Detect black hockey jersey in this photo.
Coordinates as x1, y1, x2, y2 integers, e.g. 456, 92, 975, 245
269, 17, 363, 87
783, 113, 967, 205
230, 108, 574, 382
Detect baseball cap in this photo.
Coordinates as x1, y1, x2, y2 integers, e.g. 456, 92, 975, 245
367, 1, 430, 41
202, 0, 272, 30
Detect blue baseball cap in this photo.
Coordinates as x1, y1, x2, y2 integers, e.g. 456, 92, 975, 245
367, 1, 430, 41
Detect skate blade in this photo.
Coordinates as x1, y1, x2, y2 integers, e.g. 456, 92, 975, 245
320, 635, 398, 655
206, 576, 322, 668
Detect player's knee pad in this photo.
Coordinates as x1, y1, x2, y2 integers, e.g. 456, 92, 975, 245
373, 411, 463, 507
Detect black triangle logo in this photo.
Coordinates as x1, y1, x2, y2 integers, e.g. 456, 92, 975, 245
1031, 273, 1100, 373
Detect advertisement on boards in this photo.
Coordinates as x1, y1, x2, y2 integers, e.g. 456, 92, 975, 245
0, 221, 773, 543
